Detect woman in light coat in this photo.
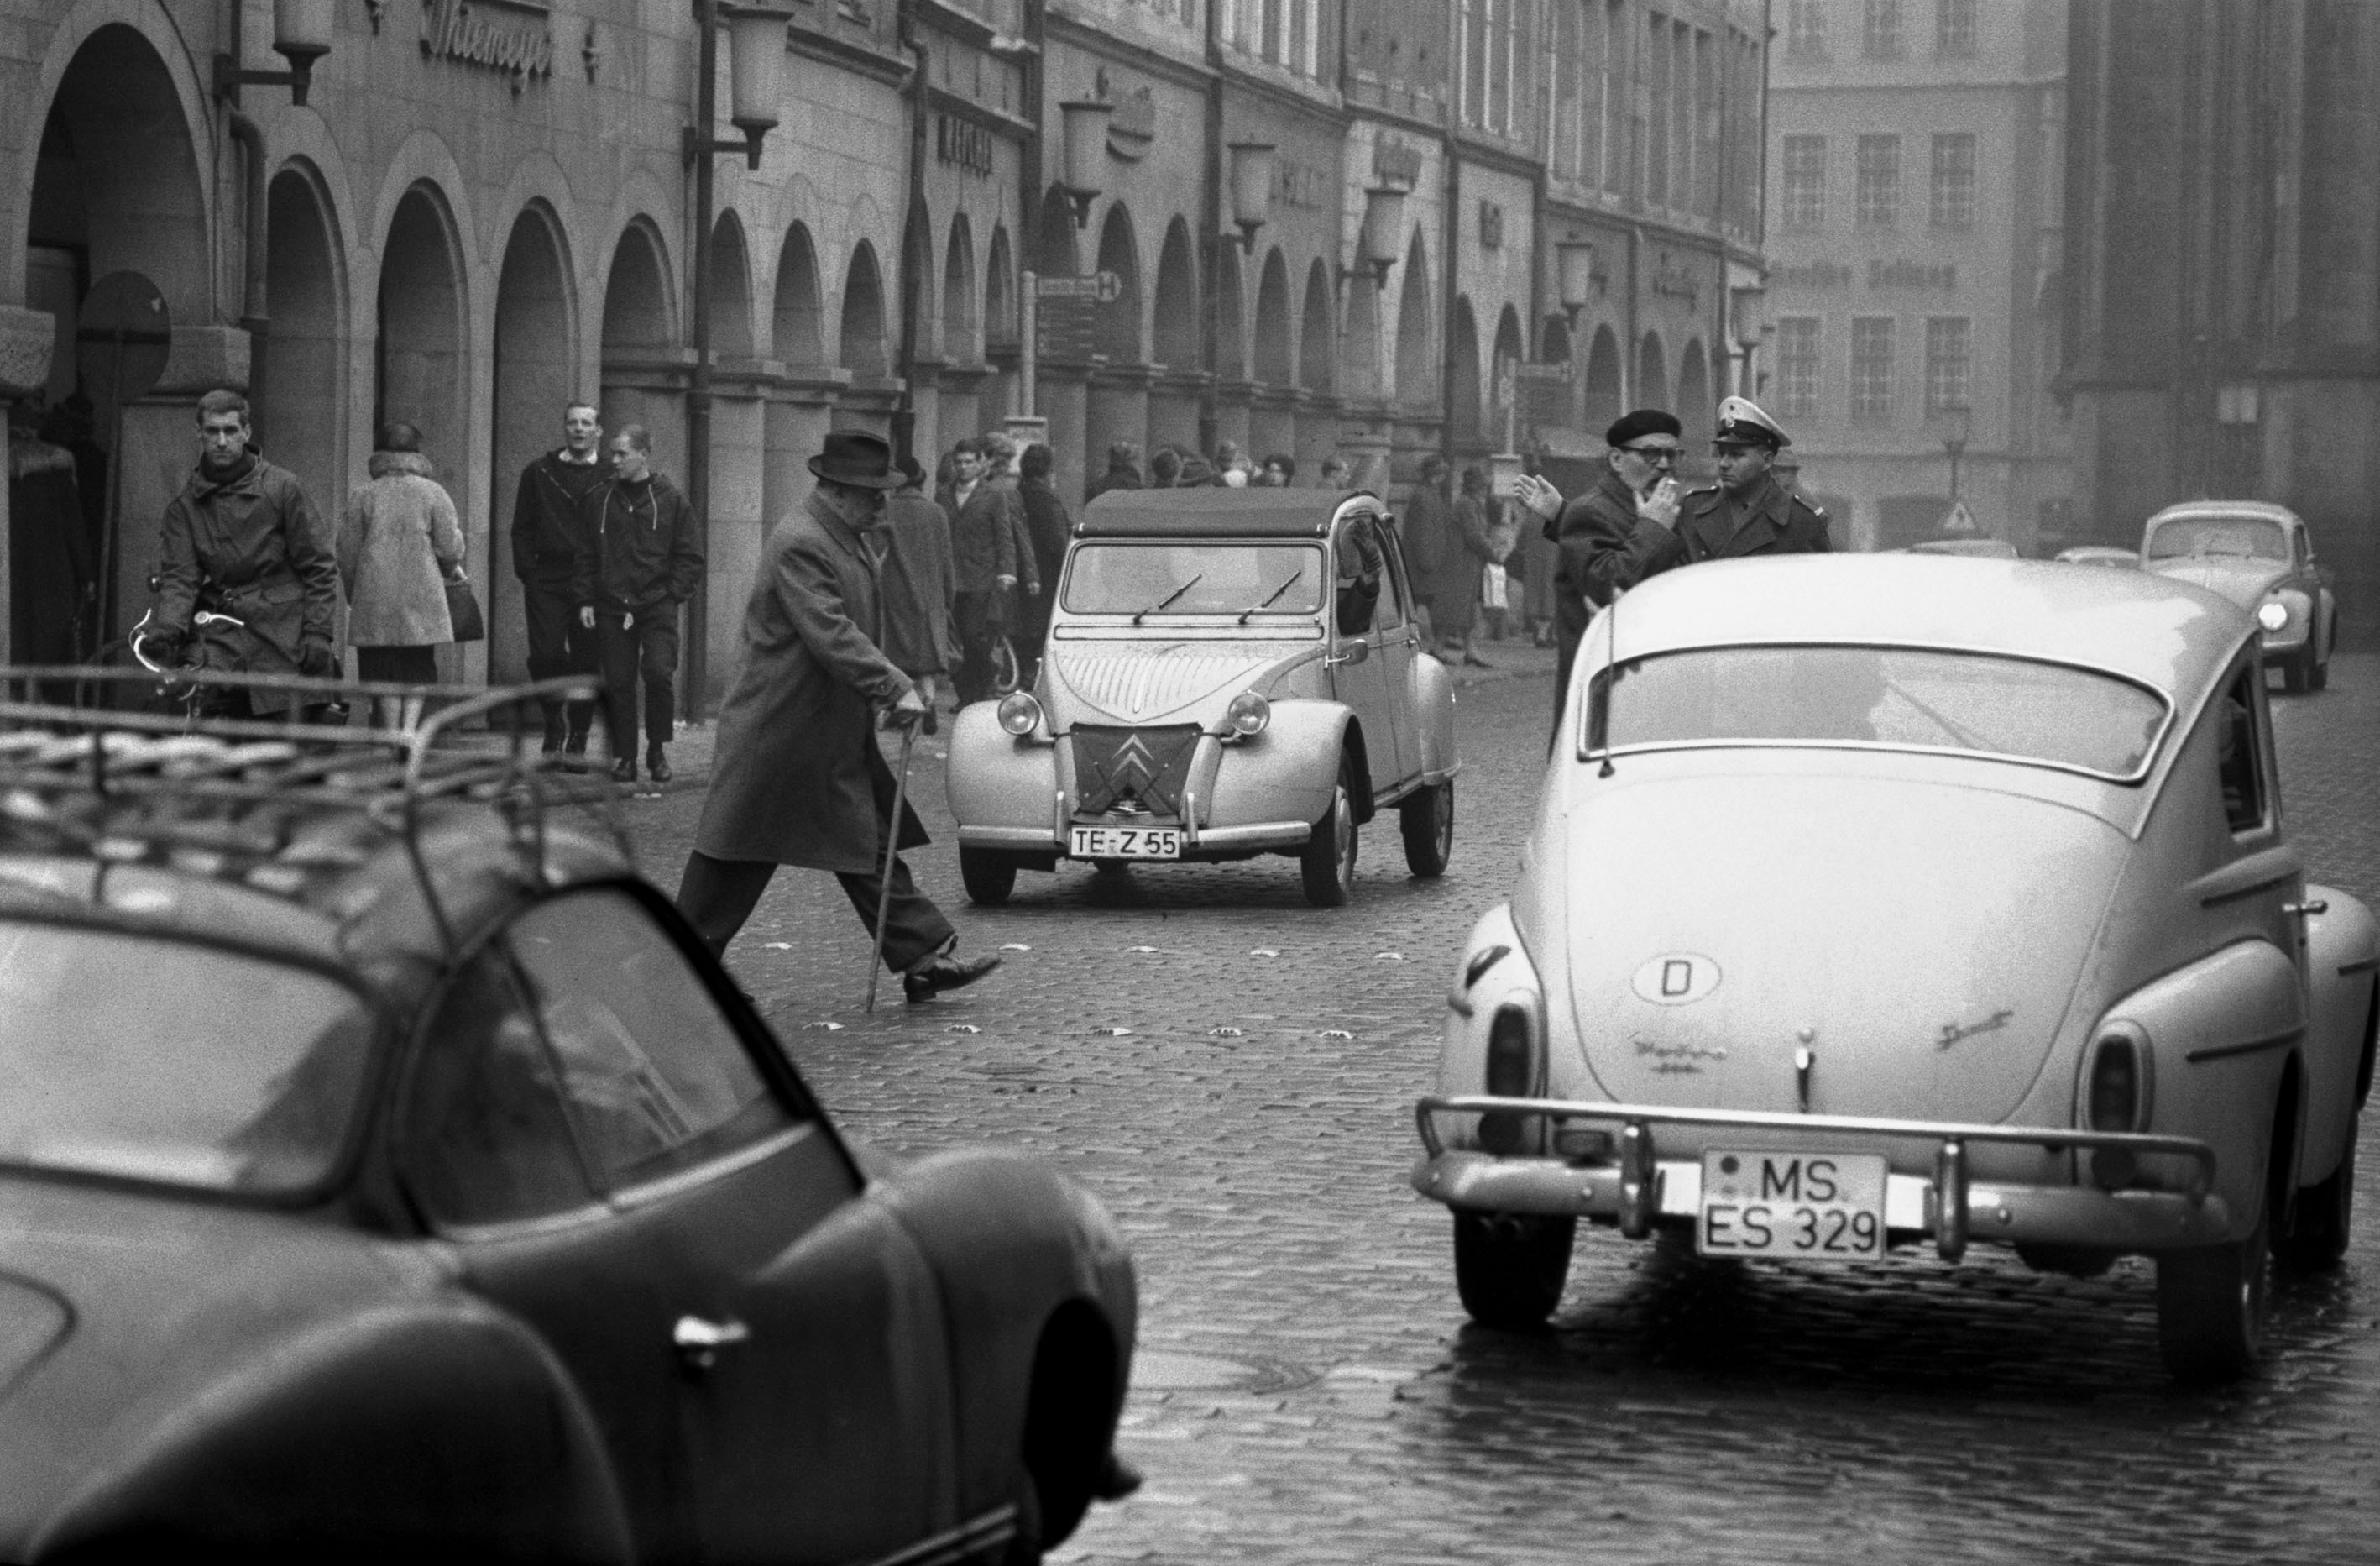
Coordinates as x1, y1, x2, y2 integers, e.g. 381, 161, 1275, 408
337, 422, 464, 727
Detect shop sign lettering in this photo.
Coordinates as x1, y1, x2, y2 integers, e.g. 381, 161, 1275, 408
1777, 260, 1852, 291
1650, 252, 1701, 308
1869, 259, 1958, 289
421, 0, 556, 92
1274, 158, 1331, 212
937, 114, 997, 178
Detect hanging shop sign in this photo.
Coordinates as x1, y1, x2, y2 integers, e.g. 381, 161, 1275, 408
937, 114, 996, 179
1092, 71, 1159, 162
420, 0, 557, 92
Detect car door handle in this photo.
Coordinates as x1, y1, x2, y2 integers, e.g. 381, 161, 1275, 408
673, 1314, 751, 1372
2284, 899, 2329, 918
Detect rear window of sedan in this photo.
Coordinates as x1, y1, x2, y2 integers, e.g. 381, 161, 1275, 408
2145, 516, 2288, 561
1062, 542, 1325, 618
1584, 644, 2171, 781
0, 923, 372, 1195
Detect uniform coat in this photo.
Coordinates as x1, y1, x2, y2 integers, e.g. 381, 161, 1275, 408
878, 486, 958, 675
337, 450, 463, 647
694, 491, 928, 874
1678, 474, 1833, 561
154, 451, 339, 714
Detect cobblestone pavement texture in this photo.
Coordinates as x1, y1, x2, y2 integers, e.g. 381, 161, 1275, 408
616, 647, 2380, 1566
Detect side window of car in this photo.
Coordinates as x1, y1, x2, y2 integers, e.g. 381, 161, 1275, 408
2294, 527, 2311, 570
2213, 667, 2269, 837
405, 951, 602, 1228
502, 888, 798, 1192
1375, 521, 1414, 626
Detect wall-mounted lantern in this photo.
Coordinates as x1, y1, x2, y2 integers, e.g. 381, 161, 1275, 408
1227, 141, 1276, 251
1342, 185, 1406, 285
1728, 280, 1767, 397
1058, 99, 1115, 227
215, 0, 335, 106
1556, 241, 1599, 323
684, 3, 794, 170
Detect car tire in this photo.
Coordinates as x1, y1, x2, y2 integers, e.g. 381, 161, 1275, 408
2283, 645, 2310, 694
960, 847, 1017, 905
2276, 1117, 2356, 1272
1453, 1210, 1574, 1329
2155, 1137, 2278, 1383
1300, 769, 1357, 907
1399, 778, 1454, 877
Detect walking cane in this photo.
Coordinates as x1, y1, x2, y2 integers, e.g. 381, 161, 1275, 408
863, 720, 919, 1013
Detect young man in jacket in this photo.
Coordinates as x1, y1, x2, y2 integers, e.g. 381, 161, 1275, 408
509, 401, 607, 752
575, 424, 704, 783
146, 388, 342, 721
943, 437, 1022, 704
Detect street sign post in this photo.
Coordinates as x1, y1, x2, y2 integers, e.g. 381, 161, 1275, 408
1034, 270, 1122, 362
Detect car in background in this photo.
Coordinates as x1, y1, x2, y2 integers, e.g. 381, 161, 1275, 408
0, 679, 1138, 1562
947, 489, 1461, 908
2056, 545, 2141, 568
1905, 537, 2020, 558
2138, 500, 2336, 692
1413, 556, 2377, 1383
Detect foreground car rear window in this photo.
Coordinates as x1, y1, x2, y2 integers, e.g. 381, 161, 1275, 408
1584, 644, 2170, 781
0, 924, 371, 1194
1063, 542, 1324, 617
2145, 516, 2287, 560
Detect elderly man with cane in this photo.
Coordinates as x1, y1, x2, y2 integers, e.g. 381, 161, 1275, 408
674, 430, 1001, 1004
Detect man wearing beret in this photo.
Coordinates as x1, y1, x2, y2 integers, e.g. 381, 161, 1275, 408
1677, 395, 1832, 560
1513, 407, 1692, 730
675, 429, 1001, 1003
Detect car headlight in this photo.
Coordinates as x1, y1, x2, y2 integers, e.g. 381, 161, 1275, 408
1225, 689, 1271, 736
996, 691, 1043, 736
2257, 600, 2291, 631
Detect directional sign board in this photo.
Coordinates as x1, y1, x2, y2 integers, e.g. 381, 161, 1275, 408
1036, 270, 1122, 361
1513, 360, 1573, 428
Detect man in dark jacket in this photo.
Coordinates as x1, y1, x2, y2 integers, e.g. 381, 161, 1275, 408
1678, 396, 1833, 560
574, 424, 703, 783
146, 388, 341, 720
509, 401, 607, 752
675, 430, 998, 1003
1015, 443, 1070, 689
1400, 455, 1453, 644
943, 437, 1022, 704
1086, 441, 1143, 503
878, 453, 957, 734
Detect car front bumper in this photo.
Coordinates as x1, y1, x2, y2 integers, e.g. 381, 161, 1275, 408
2259, 624, 2310, 655
1413, 1095, 2230, 1259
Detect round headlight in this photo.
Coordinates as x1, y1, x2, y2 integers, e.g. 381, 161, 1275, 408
1225, 690, 1271, 736
2257, 599, 2291, 631
996, 690, 1044, 736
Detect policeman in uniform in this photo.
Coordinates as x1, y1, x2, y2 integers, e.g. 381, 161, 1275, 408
1678, 395, 1831, 560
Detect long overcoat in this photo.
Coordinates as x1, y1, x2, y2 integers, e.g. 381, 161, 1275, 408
878, 486, 957, 675
154, 451, 338, 714
337, 450, 463, 647
693, 491, 928, 874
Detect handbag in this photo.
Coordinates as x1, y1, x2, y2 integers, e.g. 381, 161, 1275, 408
444, 574, 486, 642
1481, 563, 1509, 612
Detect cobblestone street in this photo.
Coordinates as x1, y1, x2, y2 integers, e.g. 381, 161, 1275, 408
621, 652, 2380, 1566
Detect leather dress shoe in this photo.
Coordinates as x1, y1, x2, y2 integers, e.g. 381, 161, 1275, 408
646, 747, 672, 783
610, 757, 637, 783
902, 952, 1002, 1002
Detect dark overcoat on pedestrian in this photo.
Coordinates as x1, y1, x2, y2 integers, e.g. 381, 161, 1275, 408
1677, 474, 1832, 560
1555, 470, 1688, 633
154, 451, 338, 714
878, 485, 957, 675
1400, 479, 1454, 605
693, 491, 927, 875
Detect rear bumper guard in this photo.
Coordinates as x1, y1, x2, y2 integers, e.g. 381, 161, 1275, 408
1413, 1095, 2224, 1261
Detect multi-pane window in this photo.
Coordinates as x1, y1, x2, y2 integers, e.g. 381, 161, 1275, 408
1781, 135, 1826, 227
1936, 0, 1976, 58
1930, 133, 1975, 228
1863, 0, 1905, 58
1645, 13, 1671, 206
1776, 317, 1822, 418
1458, 0, 1481, 125
1855, 134, 1901, 227
1787, 0, 1828, 58
1851, 317, 1896, 422
1923, 317, 1971, 413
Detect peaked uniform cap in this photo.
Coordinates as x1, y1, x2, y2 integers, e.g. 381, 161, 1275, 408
1713, 395, 1789, 448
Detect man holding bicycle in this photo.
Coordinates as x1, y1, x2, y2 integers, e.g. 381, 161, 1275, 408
146, 389, 342, 720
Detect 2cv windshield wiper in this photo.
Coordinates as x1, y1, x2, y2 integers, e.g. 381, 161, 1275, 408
1237, 568, 1307, 623
1132, 574, 1205, 624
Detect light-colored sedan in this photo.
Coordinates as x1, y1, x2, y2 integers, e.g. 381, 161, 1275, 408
2139, 500, 2337, 692
1414, 555, 2377, 1382
948, 489, 1461, 907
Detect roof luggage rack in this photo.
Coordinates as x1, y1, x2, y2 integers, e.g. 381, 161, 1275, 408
0, 667, 623, 957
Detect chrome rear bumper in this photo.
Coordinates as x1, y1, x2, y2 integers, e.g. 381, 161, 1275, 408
1413, 1095, 2227, 1260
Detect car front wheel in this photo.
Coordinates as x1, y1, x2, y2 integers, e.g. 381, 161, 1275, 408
1300, 769, 1357, 907
1453, 1210, 1574, 1329
1399, 778, 1454, 877
960, 847, 1017, 905
2155, 1144, 2277, 1382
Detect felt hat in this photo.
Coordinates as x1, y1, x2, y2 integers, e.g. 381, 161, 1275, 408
808, 429, 903, 490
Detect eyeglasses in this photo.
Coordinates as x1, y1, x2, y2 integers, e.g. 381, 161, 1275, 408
1621, 445, 1681, 464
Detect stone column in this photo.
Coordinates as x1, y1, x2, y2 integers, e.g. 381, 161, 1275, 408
1212, 380, 1257, 464
0, 306, 58, 663
762, 368, 854, 535
1249, 388, 1298, 471
704, 359, 772, 712
1295, 393, 1342, 480
1034, 361, 1091, 503
1336, 400, 1394, 495
936, 364, 994, 464
1086, 363, 1153, 500
1148, 370, 1207, 460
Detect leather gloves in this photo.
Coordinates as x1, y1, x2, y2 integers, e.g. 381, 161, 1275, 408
297, 639, 339, 679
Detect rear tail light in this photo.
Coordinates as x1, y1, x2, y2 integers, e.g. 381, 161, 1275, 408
2086, 1025, 2153, 1188
1479, 1003, 1536, 1155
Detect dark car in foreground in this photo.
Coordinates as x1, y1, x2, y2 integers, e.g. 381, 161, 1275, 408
0, 674, 1137, 1563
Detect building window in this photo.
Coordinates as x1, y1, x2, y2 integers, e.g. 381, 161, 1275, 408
1787, 0, 1828, 58
1936, 0, 1976, 58
1924, 317, 1970, 413
1603, 0, 1627, 194
1862, 0, 1905, 59
1851, 317, 1895, 422
1776, 317, 1822, 418
1855, 134, 1900, 228
1458, 0, 1481, 126
1930, 133, 1975, 228
1781, 135, 1826, 228
1645, 13, 1671, 206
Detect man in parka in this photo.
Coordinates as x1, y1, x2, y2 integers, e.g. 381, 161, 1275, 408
574, 424, 704, 783
675, 430, 1000, 1002
509, 401, 607, 753
146, 388, 341, 720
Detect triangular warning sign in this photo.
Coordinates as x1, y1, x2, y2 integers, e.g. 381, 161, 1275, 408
1938, 500, 1980, 537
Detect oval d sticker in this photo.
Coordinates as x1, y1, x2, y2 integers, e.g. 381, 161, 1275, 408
1631, 953, 1722, 1006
